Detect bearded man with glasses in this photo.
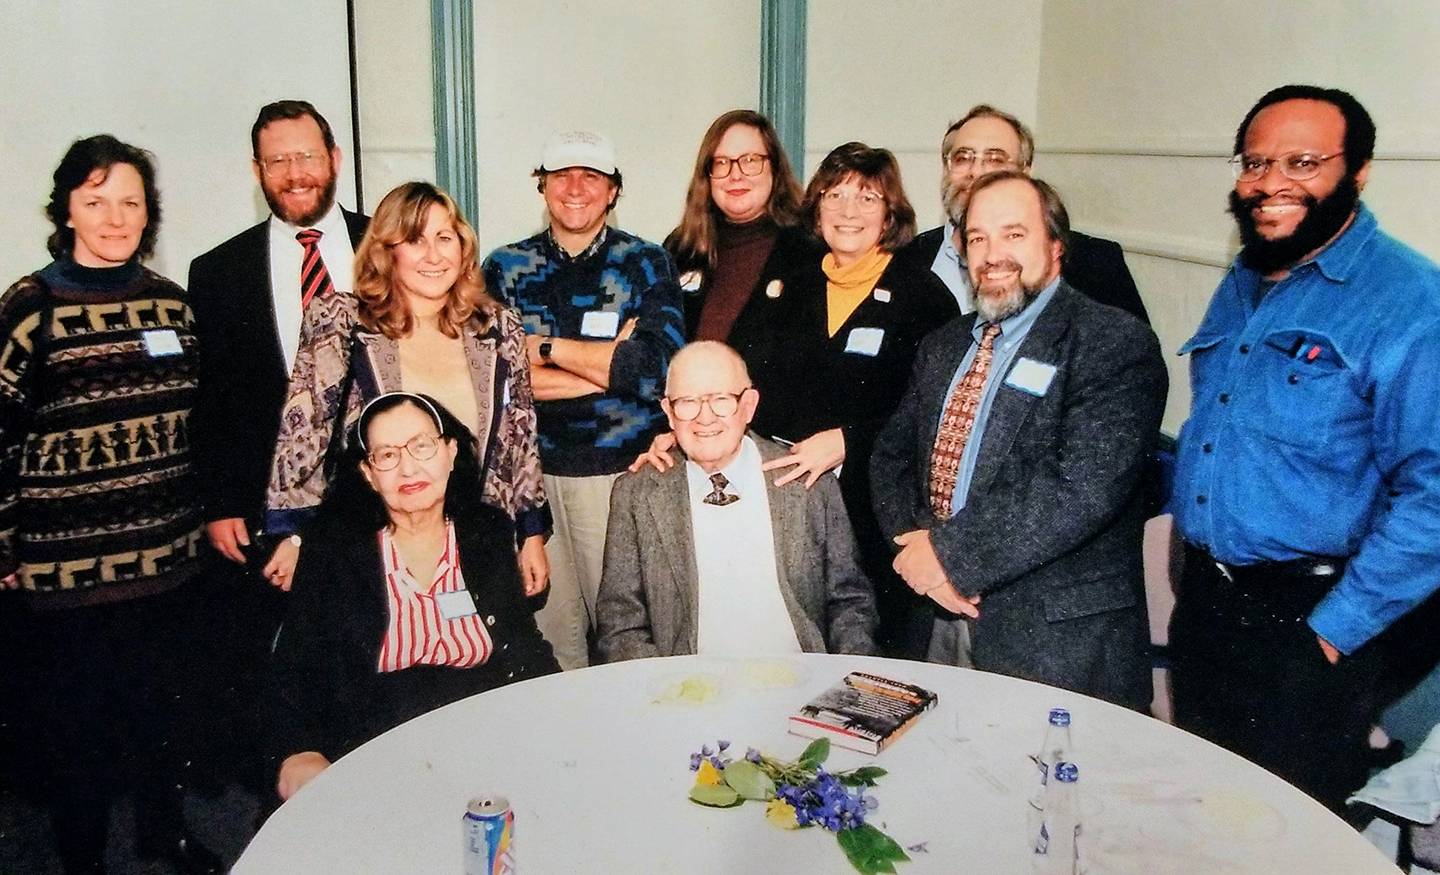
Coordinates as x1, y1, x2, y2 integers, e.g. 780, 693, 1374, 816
898, 104, 1147, 323
1169, 85, 1440, 814
595, 341, 877, 661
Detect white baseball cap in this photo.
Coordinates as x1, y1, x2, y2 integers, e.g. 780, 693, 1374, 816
539, 130, 618, 174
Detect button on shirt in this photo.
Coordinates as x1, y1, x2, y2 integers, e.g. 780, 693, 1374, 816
1172, 205, 1440, 653
938, 279, 1060, 513
267, 202, 356, 373
928, 220, 974, 313
687, 437, 801, 656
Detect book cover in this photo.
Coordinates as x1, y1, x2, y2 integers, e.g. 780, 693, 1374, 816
787, 671, 938, 755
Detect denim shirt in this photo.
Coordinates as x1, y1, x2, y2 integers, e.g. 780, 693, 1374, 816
1172, 205, 1440, 653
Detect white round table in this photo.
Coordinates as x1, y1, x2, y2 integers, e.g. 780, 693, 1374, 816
235, 654, 1398, 873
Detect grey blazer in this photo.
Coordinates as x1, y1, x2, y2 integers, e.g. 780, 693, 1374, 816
871, 283, 1167, 709
596, 435, 878, 661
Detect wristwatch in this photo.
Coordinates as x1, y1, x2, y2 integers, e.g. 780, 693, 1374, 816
287, 533, 302, 548
538, 339, 554, 364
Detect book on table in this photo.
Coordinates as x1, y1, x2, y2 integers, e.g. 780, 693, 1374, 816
787, 671, 938, 755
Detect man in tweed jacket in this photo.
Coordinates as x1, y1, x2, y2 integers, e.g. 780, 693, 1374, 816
596, 342, 877, 661
871, 173, 1166, 710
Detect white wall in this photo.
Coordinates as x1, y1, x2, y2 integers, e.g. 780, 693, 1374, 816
1036, 0, 1440, 430
354, 1, 436, 212
806, 0, 1045, 231
0, 1, 356, 286
470, 1, 762, 253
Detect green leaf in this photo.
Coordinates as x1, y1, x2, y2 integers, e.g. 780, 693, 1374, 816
723, 760, 776, 801
838, 766, 888, 787
836, 825, 910, 874
798, 737, 831, 769
688, 783, 742, 807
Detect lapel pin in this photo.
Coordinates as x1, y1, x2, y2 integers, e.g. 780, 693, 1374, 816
765, 279, 783, 298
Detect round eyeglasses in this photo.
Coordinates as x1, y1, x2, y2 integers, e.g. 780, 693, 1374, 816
1229, 151, 1341, 183
666, 391, 748, 422
819, 189, 886, 215
366, 433, 442, 471
258, 151, 329, 178
709, 153, 769, 178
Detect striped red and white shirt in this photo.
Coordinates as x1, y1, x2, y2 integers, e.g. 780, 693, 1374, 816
376, 522, 493, 673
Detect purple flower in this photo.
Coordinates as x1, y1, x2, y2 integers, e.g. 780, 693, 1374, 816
745, 748, 762, 764
689, 753, 702, 771
717, 740, 730, 752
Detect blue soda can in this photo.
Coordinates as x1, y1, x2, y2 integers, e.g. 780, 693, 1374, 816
462, 795, 514, 874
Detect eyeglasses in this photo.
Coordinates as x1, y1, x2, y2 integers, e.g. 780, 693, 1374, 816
945, 148, 1014, 172
709, 153, 769, 178
258, 151, 330, 178
666, 390, 749, 422
1229, 151, 1342, 182
366, 433, 442, 471
819, 190, 886, 215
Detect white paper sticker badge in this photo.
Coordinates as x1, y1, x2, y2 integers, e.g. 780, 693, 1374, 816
844, 327, 885, 357
142, 329, 183, 357
580, 310, 621, 338
872, 288, 892, 303
435, 588, 479, 621
1004, 357, 1057, 396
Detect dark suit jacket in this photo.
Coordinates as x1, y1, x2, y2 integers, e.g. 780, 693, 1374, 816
269, 504, 558, 763
187, 210, 368, 524
870, 283, 1166, 708
595, 435, 877, 661
899, 225, 1149, 324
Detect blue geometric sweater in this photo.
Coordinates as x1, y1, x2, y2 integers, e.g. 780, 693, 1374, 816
482, 227, 685, 477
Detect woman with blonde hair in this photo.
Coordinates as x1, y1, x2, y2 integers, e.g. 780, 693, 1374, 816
263, 182, 548, 594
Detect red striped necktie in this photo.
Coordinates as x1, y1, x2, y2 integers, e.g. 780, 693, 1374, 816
296, 228, 335, 308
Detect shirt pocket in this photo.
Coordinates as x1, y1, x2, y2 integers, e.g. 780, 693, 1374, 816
1251, 329, 1358, 450
1178, 331, 1226, 401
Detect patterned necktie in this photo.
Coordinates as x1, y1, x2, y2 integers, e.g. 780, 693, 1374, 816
703, 472, 739, 506
296, 229, 335, 308
929, 323, 1002, 519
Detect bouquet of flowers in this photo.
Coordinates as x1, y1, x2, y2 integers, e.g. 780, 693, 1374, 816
687, 738, 910, 874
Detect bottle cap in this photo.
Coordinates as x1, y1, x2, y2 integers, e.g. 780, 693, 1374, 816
1054, 762, 1079, 783
1048, 708, 1071, 727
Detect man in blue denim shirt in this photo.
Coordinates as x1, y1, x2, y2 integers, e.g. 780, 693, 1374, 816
1171, 85, 1440, 813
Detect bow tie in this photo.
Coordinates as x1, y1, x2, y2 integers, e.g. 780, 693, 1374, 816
703, 472, 739, 506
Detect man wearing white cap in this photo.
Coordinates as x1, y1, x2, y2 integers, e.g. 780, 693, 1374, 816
483, 130, 684, 670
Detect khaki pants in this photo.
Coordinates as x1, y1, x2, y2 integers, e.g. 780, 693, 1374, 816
535, 471, 620, 670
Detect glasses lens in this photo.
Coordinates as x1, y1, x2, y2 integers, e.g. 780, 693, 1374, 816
708, 394, 739, 417
708, 157, 732, 178
1282, 154, 1324, 181
948, 150, 978, 169
738, 154, 767, 176
408, 435, 440, 461
670, 398, 700, 421
370, 447, 401, 470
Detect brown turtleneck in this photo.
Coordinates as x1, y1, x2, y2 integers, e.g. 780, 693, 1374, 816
695, 218, 777, 342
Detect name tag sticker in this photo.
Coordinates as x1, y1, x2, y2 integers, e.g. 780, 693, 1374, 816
844, 327, 885, 357
435, 588, 479, 621
142, 329, 182, 357
580, 310, 621, 338
1004, 357, 1057, 396
872, 288, 892, 303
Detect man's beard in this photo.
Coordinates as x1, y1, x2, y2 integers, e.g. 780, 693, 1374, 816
970, 260, 1044, 323
263, 171, 339, 227
941, 176, 967, 226
1229, 175, 1361, 276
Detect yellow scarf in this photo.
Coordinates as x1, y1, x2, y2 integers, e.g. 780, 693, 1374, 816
823, 248, 892, 337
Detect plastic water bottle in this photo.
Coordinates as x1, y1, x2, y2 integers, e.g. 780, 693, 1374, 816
1033, 761, 1083, 874
1030, 708, 1073, 809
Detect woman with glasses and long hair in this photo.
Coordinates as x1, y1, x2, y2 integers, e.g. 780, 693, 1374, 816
262, 182, 548, 597
664, 109, 819, 371
271, 392, 557, 801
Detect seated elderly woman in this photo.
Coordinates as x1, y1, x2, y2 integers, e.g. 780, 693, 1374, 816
271, 392, 558, 801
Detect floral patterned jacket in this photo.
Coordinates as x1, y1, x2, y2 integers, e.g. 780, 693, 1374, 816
264, 291, 549, 541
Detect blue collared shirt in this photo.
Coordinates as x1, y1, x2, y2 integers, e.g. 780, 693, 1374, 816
940, 278, 1061, 512
928, 220, 974, 313
1172, 205, 1440, 653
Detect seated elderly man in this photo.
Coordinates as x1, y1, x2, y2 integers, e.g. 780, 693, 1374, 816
596, 341, 878, 660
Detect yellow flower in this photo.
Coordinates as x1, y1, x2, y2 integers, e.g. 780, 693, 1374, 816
694, 760, 724, 787
765, 799, 800, 830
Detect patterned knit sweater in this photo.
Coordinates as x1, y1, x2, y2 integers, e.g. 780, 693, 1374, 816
0, 259, 203, 609
482, 227, 685, 477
